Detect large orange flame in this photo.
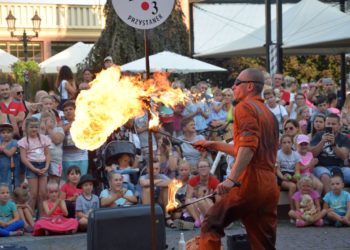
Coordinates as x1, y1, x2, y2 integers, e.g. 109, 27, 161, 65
166, 179, 183, 213
70, 65, 187, 150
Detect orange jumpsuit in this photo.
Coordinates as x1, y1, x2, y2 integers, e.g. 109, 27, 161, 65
199, 96, 280, 250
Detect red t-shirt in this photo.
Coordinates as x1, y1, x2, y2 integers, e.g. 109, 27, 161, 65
280, 90, 290, 105
60, 183, 82, 200
188, 175, 220, 190
0, 101, 26, 116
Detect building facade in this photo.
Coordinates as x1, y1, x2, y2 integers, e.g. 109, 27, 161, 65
0, 0, 106, 62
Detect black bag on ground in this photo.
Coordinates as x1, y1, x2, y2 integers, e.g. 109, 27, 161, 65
87, 204, 165, 250
227, 234, 251, 250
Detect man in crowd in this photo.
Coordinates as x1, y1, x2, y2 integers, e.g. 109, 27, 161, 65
311, 113, 350, 194
273, 73, 290, 105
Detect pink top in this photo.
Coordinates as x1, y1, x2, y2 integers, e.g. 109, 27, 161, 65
18, 134, 51, 162
47, 200, 64, 217
60, 183, 82, 200
298, 151, 313, 175
292, 190, 320, 202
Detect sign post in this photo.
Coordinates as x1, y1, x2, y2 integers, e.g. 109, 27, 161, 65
112, 1, 175, 250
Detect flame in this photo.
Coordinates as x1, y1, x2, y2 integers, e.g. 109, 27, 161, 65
166, 179, 183, 213
70, 65, 187, 150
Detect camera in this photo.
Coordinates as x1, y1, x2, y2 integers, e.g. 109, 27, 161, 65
325, 127, 333, 134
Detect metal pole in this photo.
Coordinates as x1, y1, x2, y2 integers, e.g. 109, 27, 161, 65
144, 29, 157, 250
265, 0, 271, 72
276, 0, 283, 73
340, 0, 346, 106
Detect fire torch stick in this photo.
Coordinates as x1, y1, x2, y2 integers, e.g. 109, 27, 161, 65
151, 129, 193, 145
168, 182, 241, 214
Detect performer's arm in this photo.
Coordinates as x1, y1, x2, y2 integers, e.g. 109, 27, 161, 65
228, 147, 253, 181
193, 140, 234, 156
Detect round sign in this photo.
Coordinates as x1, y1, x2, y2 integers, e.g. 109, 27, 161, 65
112, 0, 175, 30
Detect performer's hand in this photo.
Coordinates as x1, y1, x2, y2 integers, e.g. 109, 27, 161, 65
216, 179, 234, 195
193, 140, 214, 152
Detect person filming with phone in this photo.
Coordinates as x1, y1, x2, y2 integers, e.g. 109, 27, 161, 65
310, 113, 350, 194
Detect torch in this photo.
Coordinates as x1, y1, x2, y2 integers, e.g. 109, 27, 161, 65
167, 181, 241, 214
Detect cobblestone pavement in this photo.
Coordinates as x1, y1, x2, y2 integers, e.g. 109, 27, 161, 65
1, 220, 350, 250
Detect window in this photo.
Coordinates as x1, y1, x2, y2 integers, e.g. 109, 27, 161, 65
0, 42, 42, 63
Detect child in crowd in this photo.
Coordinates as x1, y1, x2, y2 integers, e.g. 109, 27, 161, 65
297, 106, 311, 135
100, 172, 137, 208
295, 134, 323, 194
323, 175, 350, 227
60, 166, 82, 218
288, 176, 326, 227
0, 183, 24, 236
276, 135, 300, 210
12, 183, 34, 232
18, 117, 51, 216
0, 123, 18, 188
33, 181, 78, 236
76, 175, 99, 231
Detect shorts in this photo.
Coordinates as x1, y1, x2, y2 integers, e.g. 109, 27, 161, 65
26, 161, 48, 179
314, 166, 350, 185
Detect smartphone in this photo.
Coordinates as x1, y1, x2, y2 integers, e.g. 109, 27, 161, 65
325, 127, 333, 134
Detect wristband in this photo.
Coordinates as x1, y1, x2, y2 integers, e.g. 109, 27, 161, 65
226, 177, 241, 187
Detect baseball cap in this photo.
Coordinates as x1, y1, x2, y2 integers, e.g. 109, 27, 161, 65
296, 134, 310, 144
0, 123, 13, 131
104, 56, 113, 62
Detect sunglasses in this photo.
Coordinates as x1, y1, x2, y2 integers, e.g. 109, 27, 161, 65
48, 190, 58, 193
284, 126, 295, 131
16, 91, 24, 95
234, 79, 263, 86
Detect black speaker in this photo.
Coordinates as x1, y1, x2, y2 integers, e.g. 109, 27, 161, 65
87, 205, 166, 250
227, 234, 251, 250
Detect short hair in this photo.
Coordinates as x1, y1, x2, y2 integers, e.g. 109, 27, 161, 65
244, 68, 265, 94
0, 183, 9, 190
181, 118, 194, 129
108, 171, 122, 182
263, 88, 275, 97
63, 100, 76, 110
47, 181, 59, 191
0, 82, 10, 88
284, 119, 300, 129
315, 95, 326, 106
222, 88, 233, 96
326, 112, 340, 123
280, 134, 293, 144
327, 92, 337, 105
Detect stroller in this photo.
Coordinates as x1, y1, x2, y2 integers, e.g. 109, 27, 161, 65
94, 140, 141, 193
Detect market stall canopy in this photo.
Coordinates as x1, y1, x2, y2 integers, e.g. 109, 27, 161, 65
196, 0, 350, 58
39, 42, 94, 74
121, 51, 226, 73
0, 49, 19, 73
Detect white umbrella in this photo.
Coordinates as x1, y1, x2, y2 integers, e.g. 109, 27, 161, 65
39, 42, 94, 74
0, 49, 19, 73
121, 51, 226, 73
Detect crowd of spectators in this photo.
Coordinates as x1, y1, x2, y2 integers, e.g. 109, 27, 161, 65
0, 63, 350, 238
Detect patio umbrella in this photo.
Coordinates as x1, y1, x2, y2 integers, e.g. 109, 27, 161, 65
121, 51, 226, 74
39, 42, 94, 74
0, 49, 19, 73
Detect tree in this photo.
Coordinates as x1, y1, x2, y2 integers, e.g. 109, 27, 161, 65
84, 0, 189, 72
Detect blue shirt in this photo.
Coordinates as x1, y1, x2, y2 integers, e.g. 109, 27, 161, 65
0, 201, 17, 223
323, 190, 350, 214
182, 102, 209, 131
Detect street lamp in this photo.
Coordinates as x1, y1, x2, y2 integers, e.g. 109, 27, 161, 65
6, 10, 41, 62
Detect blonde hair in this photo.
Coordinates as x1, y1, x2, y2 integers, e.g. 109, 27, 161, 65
40, 111, 57, 127
296, 106, 309, 121
297, 176, 313, 190
47, 181, 59, 191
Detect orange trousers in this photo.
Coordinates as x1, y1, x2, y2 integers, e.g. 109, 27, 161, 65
199, 170, 279, 250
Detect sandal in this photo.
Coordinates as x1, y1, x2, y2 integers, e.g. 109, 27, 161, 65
165, 217, 176, 229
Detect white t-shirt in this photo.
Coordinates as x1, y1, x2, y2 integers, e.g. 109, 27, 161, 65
59, 80, 69, 99
267, 104, 288, 131
277, 149, 300, 173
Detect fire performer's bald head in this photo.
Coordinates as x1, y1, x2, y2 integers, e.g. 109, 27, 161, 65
231, 68, 265, 104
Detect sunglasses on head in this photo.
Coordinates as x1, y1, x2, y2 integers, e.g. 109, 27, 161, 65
234, 79, 263, 86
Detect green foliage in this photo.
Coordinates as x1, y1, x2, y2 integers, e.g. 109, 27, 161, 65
82, 0, 189, 72
11, 60, 41, 101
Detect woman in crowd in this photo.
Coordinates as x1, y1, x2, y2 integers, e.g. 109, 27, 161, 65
185, 160, 219, 228
177, 118, 210, 174
78, 68, 94, 91
309, 114, 326, 139
283, 119, 300, 147
56, 65, 77, 108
